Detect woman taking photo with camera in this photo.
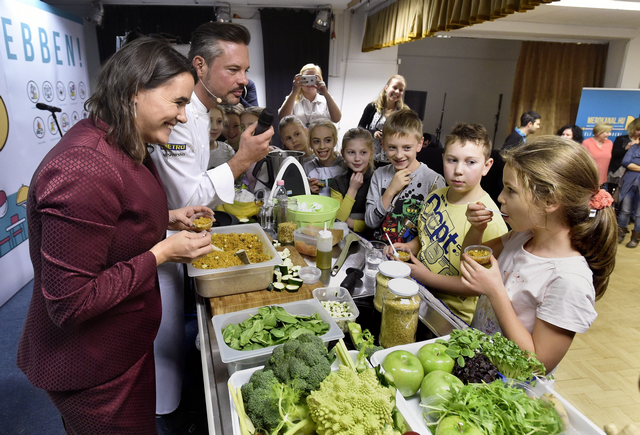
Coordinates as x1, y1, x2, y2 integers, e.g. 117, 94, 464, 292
278, 63, 341, 126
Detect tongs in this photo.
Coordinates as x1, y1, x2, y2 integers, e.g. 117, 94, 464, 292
331, 233, 361, 276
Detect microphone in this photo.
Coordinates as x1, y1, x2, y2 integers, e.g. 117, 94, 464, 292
254, 108, 275, 136
199, 79, 222, 104
36, 103, 62, 113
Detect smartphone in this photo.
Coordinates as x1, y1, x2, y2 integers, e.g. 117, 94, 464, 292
300, 74, 317, 86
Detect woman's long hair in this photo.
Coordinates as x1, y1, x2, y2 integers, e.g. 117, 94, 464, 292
373, 75, 408, 114
501, 136, 617, 300
85, 37, 194, 164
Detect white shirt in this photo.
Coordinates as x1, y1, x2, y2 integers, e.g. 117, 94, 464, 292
150, 92, 234, 209
280, 93, 330, 127
471, 230, 597, 335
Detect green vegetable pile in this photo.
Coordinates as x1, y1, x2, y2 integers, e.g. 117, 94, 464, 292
438, 328, 548, 382
240, 333, 331, 435
236, 334, 406, 435
222, 306, 330, 351
421, 381, 565, 435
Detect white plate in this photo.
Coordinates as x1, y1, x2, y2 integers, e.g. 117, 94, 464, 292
370, 337, 605, 435
228, 350, 428, 435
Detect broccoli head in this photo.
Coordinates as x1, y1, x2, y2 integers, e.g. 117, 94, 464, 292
264, 333, 332, 395
240, 369, 282, 432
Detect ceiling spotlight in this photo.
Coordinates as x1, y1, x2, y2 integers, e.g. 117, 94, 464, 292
313, 7, 332, 32
87, 1, 104, 27
214, 2, 232, 23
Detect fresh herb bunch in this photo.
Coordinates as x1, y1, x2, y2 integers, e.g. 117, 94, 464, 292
421, 381, 565, 435
437, 328, 548, 382
452, 353, 499, 385
222, 306, 329, 351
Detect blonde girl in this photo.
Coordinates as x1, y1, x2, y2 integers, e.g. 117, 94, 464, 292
278, 63, 341, 125
278, 115, 312, 158
208, 105, 235, 169
330, 128, 375, 233
461, 136, 617, 374
358, 75, 408, 166
304, 119, 346, 196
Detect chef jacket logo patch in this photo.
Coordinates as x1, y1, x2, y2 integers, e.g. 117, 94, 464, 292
166, 144, 187, 151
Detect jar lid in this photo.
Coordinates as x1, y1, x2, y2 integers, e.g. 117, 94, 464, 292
388, 278, 419, 297
378, 261, 411, 278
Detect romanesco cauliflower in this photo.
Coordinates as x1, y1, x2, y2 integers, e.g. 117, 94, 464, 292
306, 365, 400, 435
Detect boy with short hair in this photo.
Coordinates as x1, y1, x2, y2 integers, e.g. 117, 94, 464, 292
392, 123, 508, 323
365, 109, 446, 243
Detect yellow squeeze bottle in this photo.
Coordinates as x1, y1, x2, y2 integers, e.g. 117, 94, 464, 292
316, 223, 333, 270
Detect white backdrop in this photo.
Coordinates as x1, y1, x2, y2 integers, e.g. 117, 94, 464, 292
0, 0, 89, 306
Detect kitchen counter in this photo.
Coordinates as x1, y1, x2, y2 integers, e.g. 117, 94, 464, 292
195, 233, 466, 435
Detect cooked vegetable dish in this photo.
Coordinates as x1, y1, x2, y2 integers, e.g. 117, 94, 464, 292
193, 233, 271, 269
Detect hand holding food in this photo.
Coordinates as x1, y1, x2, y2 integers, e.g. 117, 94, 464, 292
151, 230, 212, 265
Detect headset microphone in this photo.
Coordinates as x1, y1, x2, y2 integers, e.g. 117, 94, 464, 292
199, 79, 222, 104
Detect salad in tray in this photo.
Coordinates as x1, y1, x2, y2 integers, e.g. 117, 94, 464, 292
370, 328, 590, 435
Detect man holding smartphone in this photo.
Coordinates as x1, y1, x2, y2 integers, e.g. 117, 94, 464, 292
278, 63, 342, 126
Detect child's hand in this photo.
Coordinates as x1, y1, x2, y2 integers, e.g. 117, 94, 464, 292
373, 130, 383, 140
349, 172, 364, 191
308, 178, 321, 194
460, 253, 503, 298
466, 202, 494, 231
388, 168, 413, 195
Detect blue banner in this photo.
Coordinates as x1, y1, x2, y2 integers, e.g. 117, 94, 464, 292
575, 88, 640, 139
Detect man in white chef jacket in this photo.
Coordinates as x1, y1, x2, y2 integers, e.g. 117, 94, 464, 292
149, 22, 272, 428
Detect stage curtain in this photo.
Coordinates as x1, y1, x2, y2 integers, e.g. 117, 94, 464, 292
508, 41, 608, 136
362, 0, 557, 52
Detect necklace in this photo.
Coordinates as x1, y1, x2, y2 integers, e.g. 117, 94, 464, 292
301, 97, 314, 127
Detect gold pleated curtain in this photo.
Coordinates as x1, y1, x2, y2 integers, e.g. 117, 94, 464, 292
362, 0, 557, 52
509, 41, 608, 136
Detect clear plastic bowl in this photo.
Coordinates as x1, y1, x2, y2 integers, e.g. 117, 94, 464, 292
313, 286, 360, 332
298, 266, 321, 284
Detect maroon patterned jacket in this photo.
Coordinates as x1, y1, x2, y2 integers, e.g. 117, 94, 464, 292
18, 118, 167, 391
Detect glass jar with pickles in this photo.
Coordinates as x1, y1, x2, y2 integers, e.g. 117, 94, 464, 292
374, 261, 411, 312
379, 278, 420, 348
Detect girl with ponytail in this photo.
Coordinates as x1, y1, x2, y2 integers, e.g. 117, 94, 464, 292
459, 136, 617, 375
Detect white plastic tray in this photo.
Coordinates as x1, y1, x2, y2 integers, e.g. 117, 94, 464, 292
212, 299, 344, 374
370, 336, 605, 435
228, 350, 427, 435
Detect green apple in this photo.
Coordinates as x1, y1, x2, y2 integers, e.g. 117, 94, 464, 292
435, 416, 483, 435
382, 350, 424, 397
419, 369, 464, 402
417, 343, 455, 374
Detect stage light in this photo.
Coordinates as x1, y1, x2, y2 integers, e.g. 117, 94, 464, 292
87, 1, 104, 27
313, 7, 332, 32
214, 2, 232, 23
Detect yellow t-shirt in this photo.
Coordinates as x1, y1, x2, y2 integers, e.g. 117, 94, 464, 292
417, 187, 508, 323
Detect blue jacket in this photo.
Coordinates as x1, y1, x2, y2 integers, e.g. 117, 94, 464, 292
619, 144, 640, 201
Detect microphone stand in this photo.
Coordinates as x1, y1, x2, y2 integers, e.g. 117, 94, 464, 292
435, 93, 446, 146
493, 94, 503, 146
51, 112, 63, 138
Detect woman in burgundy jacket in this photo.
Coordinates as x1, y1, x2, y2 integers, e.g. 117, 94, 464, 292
17, 38, 213, 434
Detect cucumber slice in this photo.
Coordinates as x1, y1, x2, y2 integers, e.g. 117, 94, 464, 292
281, 274, 292, 282
289, 277, 303, 287
285, 284, 300, 292
278, 265, 289, 275
273, 282, 285, 292
266, 283, 274, 291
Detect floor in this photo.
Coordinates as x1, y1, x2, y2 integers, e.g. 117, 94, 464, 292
555, 230, 640, 430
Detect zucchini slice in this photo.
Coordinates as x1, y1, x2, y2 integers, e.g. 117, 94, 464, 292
285, 284, 300, 292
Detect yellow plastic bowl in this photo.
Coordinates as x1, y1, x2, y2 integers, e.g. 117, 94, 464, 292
219, 201, 261, 220
289, 195, 340, 229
